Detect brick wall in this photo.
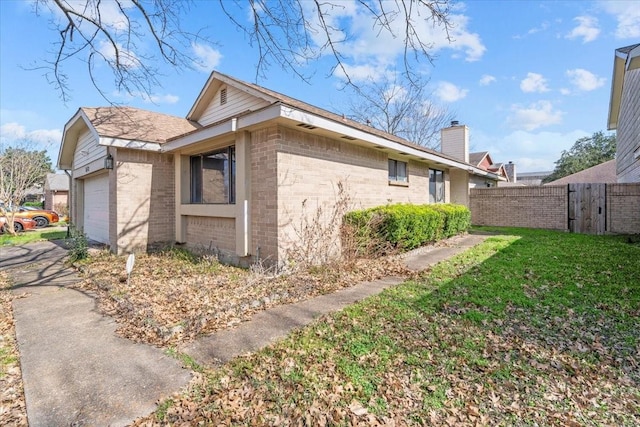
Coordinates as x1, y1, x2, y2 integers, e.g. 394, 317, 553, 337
607, 184, 640, 234
114, 149, 175, 253
471, 186, 568, 230
250, 127, 279, 263
272, 125, 438, 264
185, 216, 236, 253
470, 184, 640, 234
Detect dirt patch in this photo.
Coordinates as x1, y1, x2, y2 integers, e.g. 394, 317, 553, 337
0, 272, 27, 427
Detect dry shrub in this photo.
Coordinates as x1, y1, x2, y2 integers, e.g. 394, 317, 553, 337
281, 181, 353, 271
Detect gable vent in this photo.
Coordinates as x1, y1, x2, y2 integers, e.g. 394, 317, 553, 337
220, 88, 227, 105
297, 123, 317, 130
341, 135, 357, 140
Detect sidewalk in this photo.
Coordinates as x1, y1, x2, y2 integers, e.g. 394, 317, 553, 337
1, 241, 191, 427
1, 232, 488, 426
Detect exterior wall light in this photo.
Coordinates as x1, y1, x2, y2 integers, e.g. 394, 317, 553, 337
104, 153, 114, 170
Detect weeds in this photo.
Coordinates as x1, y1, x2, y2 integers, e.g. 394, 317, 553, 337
67, 225, 88, 262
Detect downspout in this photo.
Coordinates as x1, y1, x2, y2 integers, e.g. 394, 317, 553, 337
64, 169, 72, 238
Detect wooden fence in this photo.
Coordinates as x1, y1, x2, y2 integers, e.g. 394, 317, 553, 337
469, 183, 640, 235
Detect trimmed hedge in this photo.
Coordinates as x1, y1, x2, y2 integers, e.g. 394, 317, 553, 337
343, 203, 470, 254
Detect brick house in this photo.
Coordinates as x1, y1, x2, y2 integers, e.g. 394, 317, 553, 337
608, 43, 640, 183
57, 72, 502, 265
44, 173, 70, 213
467, 151, 511, 187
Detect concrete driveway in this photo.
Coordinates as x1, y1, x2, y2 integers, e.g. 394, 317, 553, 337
1, 241, 191, 427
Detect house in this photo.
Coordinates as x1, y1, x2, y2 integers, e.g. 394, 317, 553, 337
57, 72, 503, 265
515, 171, 552, 186
44, 173, 70, 213
467, 151, 512, 187
544, 159, 617, 185
608, 43, 640, 183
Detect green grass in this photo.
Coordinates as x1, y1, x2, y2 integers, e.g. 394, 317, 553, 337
0, 226, 68, 246
147, 228, 640, 425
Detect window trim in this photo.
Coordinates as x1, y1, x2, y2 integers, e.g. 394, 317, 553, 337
388, 158, 408, 184
190, 145, 236, 205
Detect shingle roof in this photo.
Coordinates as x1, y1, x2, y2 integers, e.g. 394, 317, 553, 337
469, 151, 488, 166
214, 72, 471, 166
44, 173, 69, 191
81, 107, 200, 144
545, 159, 617, 185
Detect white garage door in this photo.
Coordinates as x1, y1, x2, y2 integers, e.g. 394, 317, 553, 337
83, 173, 109, 244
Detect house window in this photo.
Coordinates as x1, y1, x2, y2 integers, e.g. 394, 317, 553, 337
429, 169, 445, 203
388, 159, 408, 182
190, 146, 235, 204
220, 88, 227, 105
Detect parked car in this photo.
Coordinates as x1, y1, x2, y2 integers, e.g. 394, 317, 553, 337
0, 215, 37, 233
3, 206, 60, 228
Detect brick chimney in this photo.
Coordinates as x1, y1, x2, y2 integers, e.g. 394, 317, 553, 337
504, 161, 517, 183
440, 121, 469, 163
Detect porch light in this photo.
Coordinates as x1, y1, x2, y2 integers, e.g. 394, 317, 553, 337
104, 153, 114, 170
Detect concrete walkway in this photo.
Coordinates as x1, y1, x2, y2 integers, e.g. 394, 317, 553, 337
1, 232, 488, 426
0, 241, 191, 427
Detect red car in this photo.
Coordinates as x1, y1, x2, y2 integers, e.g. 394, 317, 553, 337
0, 215, 37, 233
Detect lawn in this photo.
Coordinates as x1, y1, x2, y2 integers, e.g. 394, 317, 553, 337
132, 228, 640, 426
0, 226, 67, 246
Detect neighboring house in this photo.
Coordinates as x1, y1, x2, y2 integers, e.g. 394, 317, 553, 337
23, 185, 44, 204
516, 171, 552, 186
44, 173, 70, 212
467, 151, 512, 187
608, 43, 640, 183
57, 72, 503, 265
544, 159, 617, 185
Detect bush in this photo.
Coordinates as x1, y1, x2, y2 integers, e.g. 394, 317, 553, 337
67, 226, 88, 262
344, 203, 470, 255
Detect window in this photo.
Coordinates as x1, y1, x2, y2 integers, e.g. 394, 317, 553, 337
429, 169, 444, 203
220, 88, 227, 105
190, 146, 235, 204
388, 159, 408, 182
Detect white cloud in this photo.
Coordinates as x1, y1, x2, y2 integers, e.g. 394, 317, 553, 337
98, 40, 140, 69
520, 72, 549, 93
566, 16, 600, 43
334, 63, 392, 83
0, 122, 62, 146
599, 0, 640, 39
192, 42, 223, 72
508, 101, 564, 131
566, 68, 605, 92
479, 75, 496, 86
309, 1, 486, 82
560, 88, 571, 95
45, 0, 133, 31
435, 82, 468, 102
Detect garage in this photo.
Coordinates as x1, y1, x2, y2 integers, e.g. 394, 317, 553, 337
82, 173, 109, 244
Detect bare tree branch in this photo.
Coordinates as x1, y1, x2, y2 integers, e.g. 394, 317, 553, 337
28, 1, 452, 101
344, 74, 454, 149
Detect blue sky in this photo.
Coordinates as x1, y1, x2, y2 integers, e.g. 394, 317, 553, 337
1, 0, 638, 173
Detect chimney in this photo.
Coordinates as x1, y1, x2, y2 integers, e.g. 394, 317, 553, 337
504, 161, 517, 183
440, 121, 469, 163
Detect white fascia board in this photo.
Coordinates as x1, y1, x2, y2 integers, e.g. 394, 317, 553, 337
162, 103, 283, 152
279, 105, 503, 179
98, 137, 162, 152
